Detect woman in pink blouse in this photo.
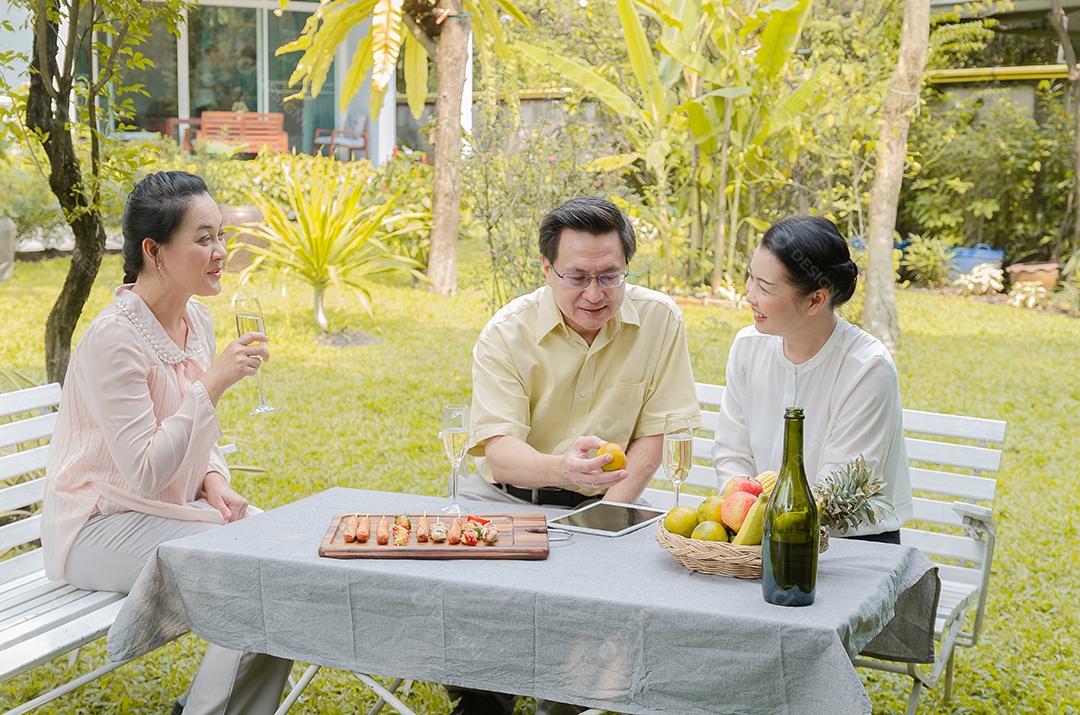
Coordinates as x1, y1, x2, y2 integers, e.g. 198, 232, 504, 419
42, 172, 291, 715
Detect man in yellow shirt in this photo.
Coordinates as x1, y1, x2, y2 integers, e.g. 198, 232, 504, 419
462, 195, 701, 508
452, 197, 701, 715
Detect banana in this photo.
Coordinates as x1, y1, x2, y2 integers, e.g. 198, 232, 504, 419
732, 493, 769, 546
755, 471, 778, 496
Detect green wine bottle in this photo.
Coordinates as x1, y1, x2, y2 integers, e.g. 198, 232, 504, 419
762, 407, 820, 606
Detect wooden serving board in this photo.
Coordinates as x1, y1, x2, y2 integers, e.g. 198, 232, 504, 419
318, 513, 550, 560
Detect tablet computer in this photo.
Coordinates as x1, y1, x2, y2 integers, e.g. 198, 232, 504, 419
547, 501, 664, 537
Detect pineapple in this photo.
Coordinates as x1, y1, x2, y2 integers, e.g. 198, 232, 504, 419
812, 456, 896, 534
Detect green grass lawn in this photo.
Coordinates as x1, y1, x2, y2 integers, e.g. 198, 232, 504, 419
1, 253, 1078, 714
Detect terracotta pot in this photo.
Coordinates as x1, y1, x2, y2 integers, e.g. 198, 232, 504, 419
0, 217, 14, 282
1006, 262, 1059, 291
219, 204, 266, 272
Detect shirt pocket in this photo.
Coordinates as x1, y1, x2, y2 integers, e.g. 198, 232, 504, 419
588, 380, 647, 446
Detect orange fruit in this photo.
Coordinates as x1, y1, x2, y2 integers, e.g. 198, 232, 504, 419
696, 495, 724, 524
664, 506, 699, 537
691, 521, 729, 542
597, 442, 627, 472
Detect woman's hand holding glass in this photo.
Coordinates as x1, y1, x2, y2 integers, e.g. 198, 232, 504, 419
234, 297, 279, 414
200, 331, 270, 405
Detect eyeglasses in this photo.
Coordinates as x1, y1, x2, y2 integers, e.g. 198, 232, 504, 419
550, 265, 629, 289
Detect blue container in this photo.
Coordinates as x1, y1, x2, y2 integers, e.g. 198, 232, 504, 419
948, 243, 1005, 279
849, 237, 907, 255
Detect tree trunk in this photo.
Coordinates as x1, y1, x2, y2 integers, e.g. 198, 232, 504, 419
710, 99, 732, 290
688, 143, 702, 284
1049, 0, 1080, 262
314, 287, 329, 332
425, 7, 471, 297
26, 4, 107, 385
862, 0, 930, 353
1074, 89, 1080, 257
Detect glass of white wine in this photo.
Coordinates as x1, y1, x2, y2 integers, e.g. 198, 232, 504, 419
234, 297, 279, 415
441, 404, 469, 514
663, 413, 694, 507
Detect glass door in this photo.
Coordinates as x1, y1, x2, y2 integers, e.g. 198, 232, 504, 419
268, 9, 336, 153
122, 21, 179, 134
187, 6, 258, 117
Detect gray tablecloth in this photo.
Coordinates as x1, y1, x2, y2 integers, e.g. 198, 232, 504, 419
108, 488, 937, 715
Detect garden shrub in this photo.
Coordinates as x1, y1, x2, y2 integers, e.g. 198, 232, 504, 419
900, 85, 1072, 263
900, 233, 955, 287
0, 151, 68, 248
0, 137, 138, 249
359, 147, 433, 268
459, 101, 624, 310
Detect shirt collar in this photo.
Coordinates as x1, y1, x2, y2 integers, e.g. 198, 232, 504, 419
112, 285, 207, 366
533, 284, 641, 343
536, 287, 563, 341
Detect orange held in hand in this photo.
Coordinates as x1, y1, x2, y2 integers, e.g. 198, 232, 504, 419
597, 442, 627, 472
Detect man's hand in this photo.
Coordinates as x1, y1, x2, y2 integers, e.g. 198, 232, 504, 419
484, 435, 630, 491
602, 434, 663, 504
561, 436, 630, 491
200, 471, 249, 523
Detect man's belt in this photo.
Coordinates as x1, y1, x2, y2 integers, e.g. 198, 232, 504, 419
496, 483, 595, 508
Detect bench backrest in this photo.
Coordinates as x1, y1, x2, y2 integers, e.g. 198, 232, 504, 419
668, 381, 1003, 643
0, 383, 61, 585
675, 382, 1003, 500
199, 111, 284, 135
197, 112, 289, 153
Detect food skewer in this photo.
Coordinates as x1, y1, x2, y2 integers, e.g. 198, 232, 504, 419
356, 513, 370, 543
342, 514, 359, 543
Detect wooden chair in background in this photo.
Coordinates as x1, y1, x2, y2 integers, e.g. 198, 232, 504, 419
313, 121, 369, 161
195, 112, 289, 154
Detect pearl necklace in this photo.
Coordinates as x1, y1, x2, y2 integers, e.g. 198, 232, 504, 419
114, 295, 206, 366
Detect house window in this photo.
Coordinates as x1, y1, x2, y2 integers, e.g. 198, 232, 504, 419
110, 1, 341, 153
187, 6, 258, 116
128, 21, 179, 134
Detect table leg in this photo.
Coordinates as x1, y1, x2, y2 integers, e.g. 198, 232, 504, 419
367, 677, 405, 715
274, 664, 321, 715
353, 673, 418, 715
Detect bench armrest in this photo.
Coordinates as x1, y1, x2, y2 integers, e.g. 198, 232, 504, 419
951, 502, 995, 536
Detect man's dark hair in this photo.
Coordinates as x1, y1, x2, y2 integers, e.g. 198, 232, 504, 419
538, 197, 636, 265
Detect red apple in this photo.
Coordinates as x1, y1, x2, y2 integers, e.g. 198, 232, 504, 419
721, 475, 764, 500
721, 491, 759, 532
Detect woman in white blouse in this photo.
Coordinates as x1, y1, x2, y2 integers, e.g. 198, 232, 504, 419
41, 172, 291, 714
711, 216, 913, 543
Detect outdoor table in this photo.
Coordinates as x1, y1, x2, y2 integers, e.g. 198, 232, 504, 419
107, 488, 937, 715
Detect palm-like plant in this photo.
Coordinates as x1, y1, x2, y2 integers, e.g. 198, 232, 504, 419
277, 0, 530, 297
231, 157, 430, 332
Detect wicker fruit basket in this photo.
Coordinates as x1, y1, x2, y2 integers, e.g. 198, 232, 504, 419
655, 519, 829, 579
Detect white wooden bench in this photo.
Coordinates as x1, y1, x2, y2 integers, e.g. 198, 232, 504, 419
0, 384, 278, 714
0, 383, 139, 715
642, 381, 1004, 715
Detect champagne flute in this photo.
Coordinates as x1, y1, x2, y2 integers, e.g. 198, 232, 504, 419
441, 404, 469, 514
663, 413, 694, 507
234, 297, 279, 415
